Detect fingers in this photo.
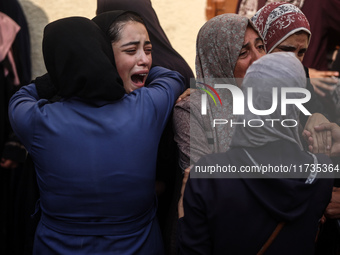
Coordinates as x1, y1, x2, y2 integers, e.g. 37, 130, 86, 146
302, 129, 312, 143
320, 215, 326, 224
180, 167, 191, 199
312, 78, 337, 90
176, 88, 192, 103
314, 123, 340, 157
310, 128, 332, 155
326, 130, 332, 151
313, 86, 326, 97
310, 78, 338, 98
309, 68, 339, 78
314, 122, 336, 132
324, 204, 340, 219
0, 159, 18, 169
302, 130, 316, 152
320, 71, 339, 77
178, 166, 191, 219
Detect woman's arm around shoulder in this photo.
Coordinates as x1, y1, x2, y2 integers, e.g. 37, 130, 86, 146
8, 83, 44, 151
144, 66, 185, 125
146, 66, 185, 96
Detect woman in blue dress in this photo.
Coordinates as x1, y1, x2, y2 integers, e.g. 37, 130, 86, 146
9, 12, 185, 254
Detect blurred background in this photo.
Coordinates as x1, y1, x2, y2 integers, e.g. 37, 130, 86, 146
17, 0, 207, 79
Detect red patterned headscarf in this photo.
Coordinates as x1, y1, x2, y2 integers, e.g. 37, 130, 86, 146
251, 2, 310, 53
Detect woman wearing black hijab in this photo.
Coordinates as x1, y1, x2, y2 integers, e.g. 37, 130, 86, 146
96, 0, 194, 87
94, 3, 194, 249
9, 13, 184, 254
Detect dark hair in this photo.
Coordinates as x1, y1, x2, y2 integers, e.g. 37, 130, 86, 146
108, 11, 146, 43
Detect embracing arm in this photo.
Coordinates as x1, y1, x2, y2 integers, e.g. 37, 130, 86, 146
8, 83, 43, 151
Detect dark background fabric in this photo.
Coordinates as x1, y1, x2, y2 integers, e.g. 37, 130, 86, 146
179, 140, 333, 255
0, 1, 38, 255
301, 0, 340, 71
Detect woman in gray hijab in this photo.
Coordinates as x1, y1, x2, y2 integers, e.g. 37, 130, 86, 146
173, 13, 265, 171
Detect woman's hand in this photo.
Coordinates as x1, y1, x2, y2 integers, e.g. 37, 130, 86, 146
309, 68, 339, 97
178, 167, 191, 219
305, 122, 340, 157
176, 88, 194, 104
325, 187, 340, 219
302, 113, 331, 156
0, 158, 18, 169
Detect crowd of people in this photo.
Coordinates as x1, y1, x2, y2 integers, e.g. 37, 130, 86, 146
2, 0, 340, 254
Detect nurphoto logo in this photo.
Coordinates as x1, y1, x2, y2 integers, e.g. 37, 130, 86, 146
201, 84, 311, 116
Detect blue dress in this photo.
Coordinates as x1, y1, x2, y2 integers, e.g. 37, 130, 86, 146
9, 66, 184, 254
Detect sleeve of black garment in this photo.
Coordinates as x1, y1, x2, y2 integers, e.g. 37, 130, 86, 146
33, 73, 57, 99
177, 173, 212, 254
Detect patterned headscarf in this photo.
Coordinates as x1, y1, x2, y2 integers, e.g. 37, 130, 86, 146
230, 52, 306, 149
238, 0, 305, 19
251, 2, 310, 53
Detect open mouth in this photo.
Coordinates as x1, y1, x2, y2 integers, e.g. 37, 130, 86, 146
131, 73, 148, 86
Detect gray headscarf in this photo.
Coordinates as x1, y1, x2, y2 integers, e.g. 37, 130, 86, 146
196, 13, 249, 81
194, 14, 255, 152
230, 52, 307, 149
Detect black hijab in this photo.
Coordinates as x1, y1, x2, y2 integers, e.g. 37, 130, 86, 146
92, 10, 126, 37
95, 0, 194, 87
42, 16, 125, 101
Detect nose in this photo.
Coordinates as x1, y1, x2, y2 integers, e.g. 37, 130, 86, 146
137, 51, 150, 66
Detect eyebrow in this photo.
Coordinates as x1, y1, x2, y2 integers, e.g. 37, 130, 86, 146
277, 44, 308, 53
241, 37, 263, 48
120, 41, 152, 48
255, 37, 263, 44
